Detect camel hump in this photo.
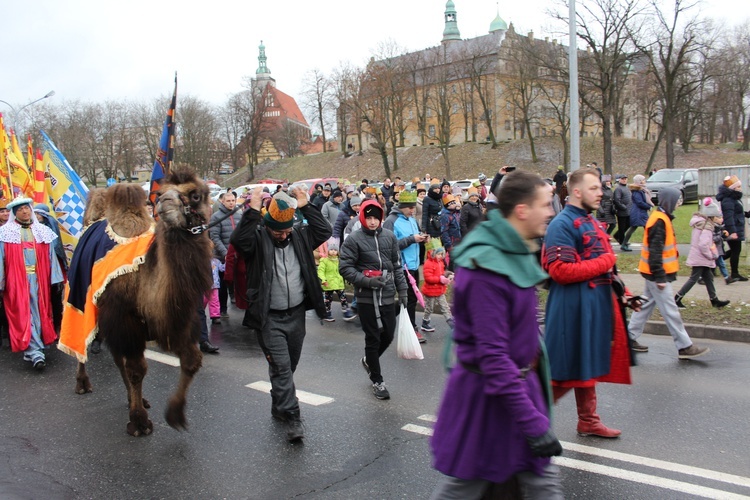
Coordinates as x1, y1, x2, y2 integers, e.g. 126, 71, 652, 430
105, 184, 153, 239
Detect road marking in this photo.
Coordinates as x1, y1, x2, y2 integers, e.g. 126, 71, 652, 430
402, 417, 750, 496
561, 441, 750, 489
144, 349, 180, 367
401, 424, 434, 436
556, 457, 750, 500
245, 381, 334, 406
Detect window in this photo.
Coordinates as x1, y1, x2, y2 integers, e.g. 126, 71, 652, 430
505, 120, 511, 131
466, 82, 471, 92
408, 109, 414, 119
429, 125, 436, 136
427, 108, 432, 117
452, 84, 457, 94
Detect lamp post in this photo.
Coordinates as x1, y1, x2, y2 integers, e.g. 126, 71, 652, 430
0, 90, 56, 131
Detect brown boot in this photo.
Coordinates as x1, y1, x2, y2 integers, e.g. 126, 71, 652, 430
574, 386, 621, 438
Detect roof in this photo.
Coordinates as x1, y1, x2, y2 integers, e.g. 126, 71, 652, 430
268, 87, 309, 127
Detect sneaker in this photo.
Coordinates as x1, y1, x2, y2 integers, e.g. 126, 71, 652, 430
33, 359, 46, 371
372, 382, 390, 400
631, 341, 649, 352
211, 317, 221, 325
674, 295, 686, 309
416, 331, 427, 344
90, 339, 102, 354
360, 356, 371, 376
323, 312, 335, 322
678, 344, 710, 359
726, 276, 738, 285
620, 244, 632, 252
446, 318, 455, 330
421, 321, 435, 332
343, 309, 357, 321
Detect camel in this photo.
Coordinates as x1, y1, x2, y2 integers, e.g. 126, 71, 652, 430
66, 168, 213, 436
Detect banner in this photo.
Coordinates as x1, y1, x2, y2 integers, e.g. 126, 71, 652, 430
149, 75, 177, 212
40, 130, 89, 259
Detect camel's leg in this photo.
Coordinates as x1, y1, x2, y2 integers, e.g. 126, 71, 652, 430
165, 342, 203, 430
112, 354, 150, 409
113, 354, 152, 437
75, 362, 93, 394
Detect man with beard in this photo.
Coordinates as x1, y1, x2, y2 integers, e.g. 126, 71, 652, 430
230, 188, 331, 442
543, 169, 633, 439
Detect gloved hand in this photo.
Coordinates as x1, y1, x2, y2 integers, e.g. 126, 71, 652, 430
526, 429, 563, 457
399, 292, 408, 308
439, 275, 449, 285
362, 276, 386, 289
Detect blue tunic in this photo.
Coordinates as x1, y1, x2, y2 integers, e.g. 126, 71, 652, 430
543, 205, 613, 381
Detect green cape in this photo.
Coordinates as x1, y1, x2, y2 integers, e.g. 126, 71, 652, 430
451, 210, 548, 288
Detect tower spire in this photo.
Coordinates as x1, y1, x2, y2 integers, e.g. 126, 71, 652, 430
442, 0, 461, 43
256, 40, 270, 75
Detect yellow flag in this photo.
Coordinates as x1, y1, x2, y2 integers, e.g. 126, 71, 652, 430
9, 130, 33, 198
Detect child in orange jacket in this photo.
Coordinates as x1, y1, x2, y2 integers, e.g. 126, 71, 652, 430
420, 240, 454, 333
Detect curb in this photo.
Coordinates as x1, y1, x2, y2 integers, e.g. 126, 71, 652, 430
644, 321, 750, 344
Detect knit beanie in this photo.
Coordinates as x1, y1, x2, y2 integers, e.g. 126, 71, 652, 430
702, 197, 722, 218
326, 237, 339, 252
724, 175, 741, 190
264, 192, 297, 230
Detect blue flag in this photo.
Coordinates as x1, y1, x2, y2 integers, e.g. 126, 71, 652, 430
149, 75, 177, 212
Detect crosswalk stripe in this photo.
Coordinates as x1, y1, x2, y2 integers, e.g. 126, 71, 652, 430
401, 424, 434, 436
245, 381, 334, 406
561, 441, 750, 489
144, 349, 180, 367
418, 414, 438, 423
556, 457, 750, 500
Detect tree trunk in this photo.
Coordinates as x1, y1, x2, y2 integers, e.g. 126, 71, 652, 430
378, 145, 391, 178
664, 108, 675, 168
740, 115, 750, 151
646, 127, 666, 173
525, 120, 538, 162
602, 112, 613, 177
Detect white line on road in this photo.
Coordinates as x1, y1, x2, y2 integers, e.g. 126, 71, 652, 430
556, 457, 750, 500
560, 441, 750, 489
418, 414, 438, 423
401, 424, 434, 436
144, 349, 180, 367
245, 381, 334, 406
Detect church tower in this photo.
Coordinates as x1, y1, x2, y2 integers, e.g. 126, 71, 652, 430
254, 40, 276, 89
441, 0, 461, 44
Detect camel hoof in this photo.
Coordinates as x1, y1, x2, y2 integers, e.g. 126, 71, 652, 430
165, 401, 187, 431
75, 379, 93, 394
127, 420, 154, 437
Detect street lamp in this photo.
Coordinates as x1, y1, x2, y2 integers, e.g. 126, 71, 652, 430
0, 90, 56, 131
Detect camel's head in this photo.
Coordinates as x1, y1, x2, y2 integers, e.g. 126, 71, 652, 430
156, 167, 211, 232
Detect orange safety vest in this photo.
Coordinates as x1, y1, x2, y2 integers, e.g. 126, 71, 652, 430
638, 210, 679, 275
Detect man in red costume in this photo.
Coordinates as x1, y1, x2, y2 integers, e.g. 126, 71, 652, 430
543, 169, 635, 438
0, 197, 63, 370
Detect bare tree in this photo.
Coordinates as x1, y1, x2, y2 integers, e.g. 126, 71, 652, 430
463, 38, 502, 148
234, 80, 271, 179
177, 95, 221, 178
427, 50, 458, 178
505, 34, 544, 162
402, 50, 435, 145
553, 0, 646, 176
300, 68, 332, 151
636, 0, 714, 167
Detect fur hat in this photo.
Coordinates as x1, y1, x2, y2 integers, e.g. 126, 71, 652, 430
264, 192, 297, 230
7, 197, 33, 214
702, 197, 722, 218
724, 175, 741, 190
398, 190, 417, 208
442, 194, 458, 207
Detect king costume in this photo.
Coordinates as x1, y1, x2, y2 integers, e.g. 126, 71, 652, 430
543, 204, 631, 437
0, 198, 63, 369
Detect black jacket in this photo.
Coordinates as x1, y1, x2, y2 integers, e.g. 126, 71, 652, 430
421, 191, 443, 238
716, 185, 747, 240
230, 204, 331, 329
459, 200, 484, 235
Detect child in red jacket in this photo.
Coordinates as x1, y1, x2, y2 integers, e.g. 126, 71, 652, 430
420, 240, 454, 333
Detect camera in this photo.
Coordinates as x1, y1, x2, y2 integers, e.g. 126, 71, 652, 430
363, 269, 383, 278
505, 166, 516, 172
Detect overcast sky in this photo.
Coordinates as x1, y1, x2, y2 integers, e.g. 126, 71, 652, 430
1, 0, 745, 118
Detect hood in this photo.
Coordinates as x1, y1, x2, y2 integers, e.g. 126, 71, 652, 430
388, 205, 407, 219
716, 184, 742, 201
358, 199, 384, 227
629, 184, 645, 191
658, 187, 681, 214
427, 188, 441, 201
689, 213, 711, 229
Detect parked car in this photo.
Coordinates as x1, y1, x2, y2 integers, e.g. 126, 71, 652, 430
451, 179, 478, 201
646, 168, 699, 204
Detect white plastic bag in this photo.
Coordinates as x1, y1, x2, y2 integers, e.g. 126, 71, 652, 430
396, 305, 424, 360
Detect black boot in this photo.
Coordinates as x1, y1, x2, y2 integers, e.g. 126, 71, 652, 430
711, 297, 730, 308
285, 410, 304, 442
675, 294, 686, 309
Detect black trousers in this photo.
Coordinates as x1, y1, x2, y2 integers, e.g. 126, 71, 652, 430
218, 270, 228, 313
358, 302, 399, 384
405, 268, 420, 328
726, 239, 743, 276
614, 215, 630, 244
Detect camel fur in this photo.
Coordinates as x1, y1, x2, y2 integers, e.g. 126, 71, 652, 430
72, 168, 213, 436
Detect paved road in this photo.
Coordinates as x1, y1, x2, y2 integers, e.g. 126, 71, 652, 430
0, 303, 749, 499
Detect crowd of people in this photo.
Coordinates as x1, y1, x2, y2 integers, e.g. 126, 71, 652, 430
1, 162, 746, 498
